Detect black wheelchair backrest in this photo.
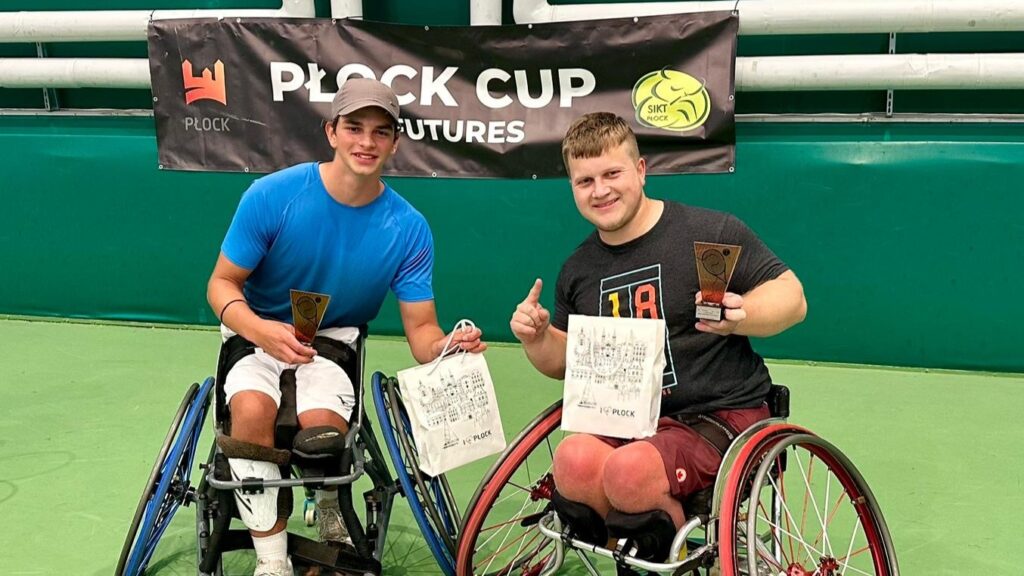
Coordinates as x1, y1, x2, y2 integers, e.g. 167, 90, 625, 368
214, 326, 368, 440
767, 384, 790, 419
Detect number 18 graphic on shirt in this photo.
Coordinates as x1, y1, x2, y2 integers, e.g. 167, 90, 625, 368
598, 264, 677, 390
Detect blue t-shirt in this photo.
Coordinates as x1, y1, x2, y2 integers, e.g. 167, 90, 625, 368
221, 162, 434, 328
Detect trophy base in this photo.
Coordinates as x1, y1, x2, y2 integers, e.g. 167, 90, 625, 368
695, 303, 725, 322
293, 328, 316, 346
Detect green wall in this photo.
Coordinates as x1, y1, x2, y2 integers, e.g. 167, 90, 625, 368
2, 0, 1023, 371
1, 116, 1021, 372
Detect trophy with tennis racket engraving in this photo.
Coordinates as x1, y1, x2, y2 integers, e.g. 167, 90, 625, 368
290, 289, 330, 345
694, 242, 741, 322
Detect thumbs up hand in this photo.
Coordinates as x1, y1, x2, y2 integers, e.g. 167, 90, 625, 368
510, 279, 551, 344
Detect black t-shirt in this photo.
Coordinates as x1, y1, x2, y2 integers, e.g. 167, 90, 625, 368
553, 201, 789, 416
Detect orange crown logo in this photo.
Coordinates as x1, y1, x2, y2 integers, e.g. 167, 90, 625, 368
182, 59, 227, 105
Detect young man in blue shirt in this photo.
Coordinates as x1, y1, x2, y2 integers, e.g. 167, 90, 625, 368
207, 78, 484, 576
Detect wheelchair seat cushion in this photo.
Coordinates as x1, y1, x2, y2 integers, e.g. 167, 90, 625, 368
550, 490, 608, 546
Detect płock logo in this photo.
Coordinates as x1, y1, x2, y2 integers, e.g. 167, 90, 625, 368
631, 69, 710, 132
182, 59, 227, 105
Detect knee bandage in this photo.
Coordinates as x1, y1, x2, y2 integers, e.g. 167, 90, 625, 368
218, 435, 292, 532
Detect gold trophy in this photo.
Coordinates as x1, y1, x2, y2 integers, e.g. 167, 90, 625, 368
290, 289, 330, 345
694, 242, 741, 322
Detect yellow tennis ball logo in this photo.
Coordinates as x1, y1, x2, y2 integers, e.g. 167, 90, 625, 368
632, 69, 711, 132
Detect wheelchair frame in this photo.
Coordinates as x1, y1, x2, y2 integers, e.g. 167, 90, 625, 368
454, 386, 899, 576
118, 332, 465, 576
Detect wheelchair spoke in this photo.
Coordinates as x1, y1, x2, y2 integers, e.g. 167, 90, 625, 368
841, 529, 873, 576
756, 507, 827, 561
479, 511, 545, 534
756, 499, 789, 569
799, 453, 813, 550
778, 465, 796, 563
433, 479, 457, 535
488, 469, 553, 512
384, 526, 450, 574
490, 520, 545, 566
741, 433, 896, 576
506, 480, 534, 494
794, 447, 876, 576
476, 490, 542, 555
507, 530, 552, 574
766, 467, 820, 564
810, 483, 847, 553
457, 401, 566, 576
477, 525, 551, 576
475, 481, 557, 569
721, 427, 897, 576
751, 533, 786, 573
793, 449, 834, 560
474, 464, 555, 574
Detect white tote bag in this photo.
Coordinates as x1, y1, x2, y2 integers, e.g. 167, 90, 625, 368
562, 314, 667, 439
396, 320, 506, 476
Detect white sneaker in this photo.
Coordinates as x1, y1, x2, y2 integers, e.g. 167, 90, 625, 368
254, 556, 294, 576
316, 500, 353, 545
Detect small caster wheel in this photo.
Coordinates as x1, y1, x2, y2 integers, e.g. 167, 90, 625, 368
303, 498, 316, 526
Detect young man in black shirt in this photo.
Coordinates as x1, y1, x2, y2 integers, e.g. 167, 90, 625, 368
509, 112, 806, 554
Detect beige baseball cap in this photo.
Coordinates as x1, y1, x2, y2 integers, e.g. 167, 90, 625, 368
329, 77, 400, 123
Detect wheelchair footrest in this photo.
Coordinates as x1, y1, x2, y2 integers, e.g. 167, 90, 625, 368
288, 534, 381, 576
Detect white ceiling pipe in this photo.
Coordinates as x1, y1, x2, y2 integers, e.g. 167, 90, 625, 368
0, 58, 150, 89
471, 0, 503, 25
738, 53, 1024, 90
330, 0, 363, 20
514, 0, 1024, 35
0, 0, 315, 43
4, 53, 1024, 91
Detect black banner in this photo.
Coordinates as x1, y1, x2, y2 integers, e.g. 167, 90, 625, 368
148, 14, 737, 178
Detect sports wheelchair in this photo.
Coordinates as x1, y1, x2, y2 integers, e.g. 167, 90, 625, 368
455, 385, 899, 576
116, 332, 460, 576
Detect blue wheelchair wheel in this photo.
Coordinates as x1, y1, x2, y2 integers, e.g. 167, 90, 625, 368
371, 372, 459, 575
117, 377, 214, 576
391, 381, 459, 540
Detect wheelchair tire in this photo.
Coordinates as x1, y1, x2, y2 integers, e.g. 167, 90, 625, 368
371, 372, 459, 575
718, 424, 899, 576
455, 400, 565, 576
117, 377, 214, 576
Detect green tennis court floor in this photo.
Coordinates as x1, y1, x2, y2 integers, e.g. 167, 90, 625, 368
1, 317, 1021, 575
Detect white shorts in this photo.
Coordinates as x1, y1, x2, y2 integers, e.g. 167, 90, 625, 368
220, 325, 360, 422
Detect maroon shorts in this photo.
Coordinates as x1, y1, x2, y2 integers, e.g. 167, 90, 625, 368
597, 405, 770, 498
